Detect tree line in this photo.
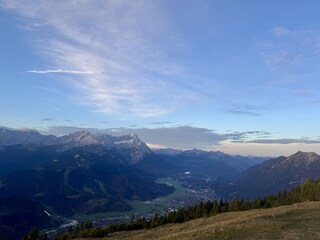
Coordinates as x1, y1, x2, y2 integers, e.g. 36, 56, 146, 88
25, 178, 320, 239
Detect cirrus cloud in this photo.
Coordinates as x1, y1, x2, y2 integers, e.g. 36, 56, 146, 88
28, 69, 95, 74
1, 0, 194, 117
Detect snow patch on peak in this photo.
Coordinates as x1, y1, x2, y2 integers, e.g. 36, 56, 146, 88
114, 140, 134, 145
130, 133, 138, 138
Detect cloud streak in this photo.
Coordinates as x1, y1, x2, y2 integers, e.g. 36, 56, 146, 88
234, 138, 320, 144
221, 103, 265, 116
149, 121, 174, 125
28, 69, 95, 74
223, 109, 262, 116
41, 118, 53, 122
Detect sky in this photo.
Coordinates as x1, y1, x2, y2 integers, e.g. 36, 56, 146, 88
1, 0, 320, 156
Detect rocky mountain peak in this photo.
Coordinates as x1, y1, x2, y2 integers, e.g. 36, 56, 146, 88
0, 127, 153, 164
58, 131, 100, 146
284, 151, 319, 165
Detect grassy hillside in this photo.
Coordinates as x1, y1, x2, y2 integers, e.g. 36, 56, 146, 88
83, 201, 320, 240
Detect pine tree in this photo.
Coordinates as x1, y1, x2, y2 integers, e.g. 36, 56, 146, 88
23, 228, 47, 240
229, 198, 240, 211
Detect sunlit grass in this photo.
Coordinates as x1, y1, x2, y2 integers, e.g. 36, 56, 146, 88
86, 201, 320, 240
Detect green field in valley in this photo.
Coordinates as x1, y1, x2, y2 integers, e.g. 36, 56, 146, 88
75, 178, 188, 221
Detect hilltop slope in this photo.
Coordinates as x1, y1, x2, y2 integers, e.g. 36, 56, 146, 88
97, 201, 320, 240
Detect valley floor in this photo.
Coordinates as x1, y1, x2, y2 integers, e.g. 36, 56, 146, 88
78, 201, 320, 240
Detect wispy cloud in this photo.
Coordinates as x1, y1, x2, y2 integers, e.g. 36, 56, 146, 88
221, 103, 264, 116
255, 40, 274, 48
257, 26, 320, 74
35, 86, 59, 94
272, 26, 291, 37
307, 99, 320, 104
41, 118, 53, 122
28, 69, 95, 74
263, 50, 290, 71
1, 1, 190, 117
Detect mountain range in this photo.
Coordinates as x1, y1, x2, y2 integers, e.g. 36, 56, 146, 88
0, 128, 151, 164
0, 128, 173, 238
220, 151, 320, 198
1, 127, 320, 238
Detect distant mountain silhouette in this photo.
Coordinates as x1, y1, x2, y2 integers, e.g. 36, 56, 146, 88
222, 151, 320, 198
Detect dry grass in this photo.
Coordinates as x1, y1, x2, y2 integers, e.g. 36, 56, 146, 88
78, 201, 320, 240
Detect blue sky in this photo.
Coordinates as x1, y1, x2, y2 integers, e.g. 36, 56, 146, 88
1, 0, 320, 156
